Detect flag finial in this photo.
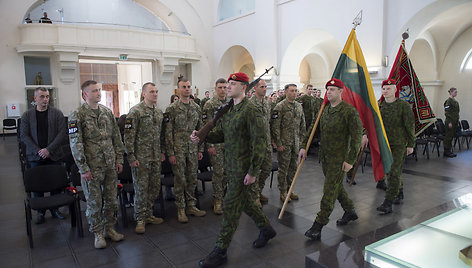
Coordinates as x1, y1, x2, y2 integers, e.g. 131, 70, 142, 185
352, 10, 363, 30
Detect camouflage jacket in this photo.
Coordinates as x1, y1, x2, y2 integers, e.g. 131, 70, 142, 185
164, 99, 203, 155
68, 103, 124, 174
206, 97, 266, 177
380, 99, 415, 148
124, 101, 164, 163
271, 99, 306, 148
444, 97, 460, 123
297, 94, 317, 129
202, 97, 226, 146
201, 97, 210, 108
249, 95, 272, 147
316, 101, 362, 166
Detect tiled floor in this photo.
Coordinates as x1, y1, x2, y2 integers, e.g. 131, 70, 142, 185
1, 135, 471, 267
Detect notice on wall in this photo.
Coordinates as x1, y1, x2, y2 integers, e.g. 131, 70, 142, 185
6, 104, 21, 117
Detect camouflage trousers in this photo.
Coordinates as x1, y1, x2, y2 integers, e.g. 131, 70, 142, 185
444, 120, 458, 152
171, 152, 198, 209
132, 161, 161, 221
277, 144, 298, 193
315, 161, 355, 226
81, 167, 118, 233
215, 175, 270, 249
250, 146, 273, 199
209, 144, 227, 201
385, 146, 406, 202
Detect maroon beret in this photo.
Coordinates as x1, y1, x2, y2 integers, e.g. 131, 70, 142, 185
382, 79, 397, 87
228, 72, 249, 83
325, 78, 345, 89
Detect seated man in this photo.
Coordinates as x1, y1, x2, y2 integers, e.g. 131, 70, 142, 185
20, 87, 68, 224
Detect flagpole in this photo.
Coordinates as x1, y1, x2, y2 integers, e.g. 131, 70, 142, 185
352, 10, 362, 30
278, 102, 326, 220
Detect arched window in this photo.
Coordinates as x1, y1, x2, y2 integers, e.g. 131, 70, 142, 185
218, 0, 255, 21
25, 0, 170, 32
460, 48, 472, 72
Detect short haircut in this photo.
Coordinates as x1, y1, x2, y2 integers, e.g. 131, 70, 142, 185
81, 80, 97, 91
177, 78, 189, 87
307, 84, 313, 88
34, 87, 48, 96
448, 87, 457, 93
215, 78, 227, 86
284, 83, 297, 90
142, 82, 156, 91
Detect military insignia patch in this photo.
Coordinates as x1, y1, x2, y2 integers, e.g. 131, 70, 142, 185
232, 75, 237, 80
202, 111, 207, 120
272, 111, 279, 119
125, 118, 132, 129
330, 80, 335, 84
163, 113, 170, 123
68, 120, 78, 134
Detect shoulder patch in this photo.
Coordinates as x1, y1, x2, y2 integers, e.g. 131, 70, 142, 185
272, 110, 279, 119
163, 113, 170, 123
202, 111, 207, 120
125, 118, 132, 129
68, 120, 78, 135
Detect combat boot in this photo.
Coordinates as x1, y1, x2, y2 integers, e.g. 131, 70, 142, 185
255, 198, 262, 208
105, 227, 124, 242
187, 206, 206, 217
260, 194, 269, 203
253, 225, 276, 248
213, 200, 223, 215
135, 220, 145, 234
177, 209, 188, 223
393, 188, 404, 205
146, 215, 164, 225
376, 180, 387, 191
280, 192, 291, 203
444, 151, 457, 158
199, 247, 227, 268
94, 232, 106, 249
305, 222, 323, 240
336, 210, 358, 226
377, 199, 393, 214
290, 192, 299, 200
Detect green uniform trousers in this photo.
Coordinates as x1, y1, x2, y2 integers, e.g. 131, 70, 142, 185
132, 161, 161, 221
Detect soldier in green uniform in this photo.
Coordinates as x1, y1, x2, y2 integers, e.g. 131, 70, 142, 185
69, 80, 125, 249
201, 90, 211, 108
297, 84, 317, 131
192, 73, 276, 268
443, 87, 460, 158
203, 79, 228, 215
165, 78, 206, 223
375, 79, 415, 214
303, 78, 362, 241
124, 82, 165, 234
271, 84, 306, 202
249, 79, 273, 205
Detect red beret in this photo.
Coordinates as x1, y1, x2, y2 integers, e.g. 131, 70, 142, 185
228, 72, 249, 83
325, 78, 345, 89
382, 79, 397, 87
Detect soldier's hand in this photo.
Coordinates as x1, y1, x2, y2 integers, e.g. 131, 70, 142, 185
81, 171, 93, 182
130, 160, 139, 167
208, 147, 216, 156
342, 162, 353, 172
198, 152, 203, 160
38, 148, 50, 159
449, 122, 453, 128
190, 130, 200, 144
406, 147, 414, 156
244, 174, 256, 185
277, 146, 285, 152
116, 164, 123, 174
161, 153, 166, 162
169, 155, 177, 165
298, 149, 307, 164
361, 134, 369, 148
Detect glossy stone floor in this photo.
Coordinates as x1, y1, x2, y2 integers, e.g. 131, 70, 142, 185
1, 135, 471, 268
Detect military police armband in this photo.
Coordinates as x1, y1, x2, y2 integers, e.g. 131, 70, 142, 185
125, 118, 132, 129
163, 113, 170, 123
202, 111, 207, 120
68, 121, 78, 135
272, 111, 279, 119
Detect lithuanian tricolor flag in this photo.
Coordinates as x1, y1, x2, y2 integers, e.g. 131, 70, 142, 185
332, 29, 393, 182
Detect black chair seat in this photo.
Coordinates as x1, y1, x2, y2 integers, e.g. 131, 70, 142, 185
271, 161, 278, 171
161, 175, 174, 187
29, 193, 75, 211
197, 171, 213, 182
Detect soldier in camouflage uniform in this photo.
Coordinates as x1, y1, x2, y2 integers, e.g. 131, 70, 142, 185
303, 78, 362, 241
193, 73, 276, 268
249, 80, 273, 206
271, 84, 306, 202
165, 78, 206, 223
69, 80, 125, 249
297, 84, 317, 131
376, 79, 415, 214
203, 79, 228, 215
124, 82, 165, 234
443, 87, 460, 158
201, 90, 211, 109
